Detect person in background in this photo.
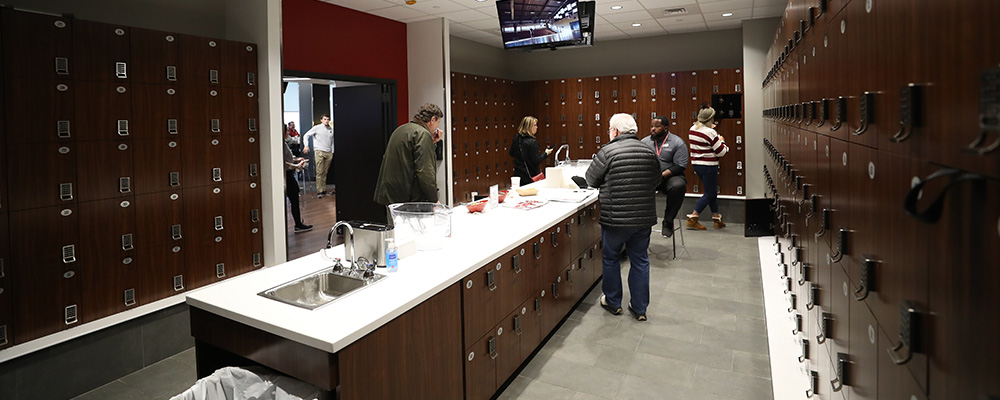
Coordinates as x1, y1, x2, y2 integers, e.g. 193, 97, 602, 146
283, 124, 312, 233
373, 103, 444, 205
510, 116, 552, 184
686, 106, 729, 230
640, 115, 688, 238
302, 114, 335, 198
585, 113, 661, 322
285, 120, 301, 156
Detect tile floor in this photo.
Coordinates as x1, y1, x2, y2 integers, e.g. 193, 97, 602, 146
72, 221, 771, 400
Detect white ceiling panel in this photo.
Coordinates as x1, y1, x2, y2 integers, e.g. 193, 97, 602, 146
463, 17, 501, 30
703, 8, 751, 20
638, 0, 700, 9
366, 6, 429, 20
319, 0, 395, 12
397, 0, 468, 14
401, 14, 442, 23
439, 8, 495, 22
665, 21, 709, 33
656, 14, 706, 26
448, 22, 478, 34
698, 0, 753, 13
597, 0, 646, 14
602, 9, 655, 23
752, 0, 788, 6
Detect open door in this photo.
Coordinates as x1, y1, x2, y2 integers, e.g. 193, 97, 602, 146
333, 83, 395, 223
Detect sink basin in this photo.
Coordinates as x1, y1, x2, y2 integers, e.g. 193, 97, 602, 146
258, 268, 386, 310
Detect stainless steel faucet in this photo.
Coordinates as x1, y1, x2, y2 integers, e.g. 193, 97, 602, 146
329, 221, 357, 269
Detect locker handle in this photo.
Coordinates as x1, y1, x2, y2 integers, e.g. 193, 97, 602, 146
534, 242, 541, 260
486, 269, 496, 292
830, 229, 849, 262
887, 301, 921, 365
550, 231, 558, 247
966, 68, 1000, 154
805, 370, 818, 398
816, 312, 832, 344
511, 254, 521, 274
965, 128, 1000, 155
831, 352, 849, 392
815, 209, 830, 238
816, 99, 828, 127
903, 168, 986, 224
551, 281, 559, 299
514, 315, 522, 335
853, 257, 877, 301
891, 84, 922, 143
798, 338, 809, 362
854, 92, 875, 135
830, 96, 846, 131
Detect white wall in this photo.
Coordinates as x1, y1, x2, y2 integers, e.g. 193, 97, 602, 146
407, 18, 450, 204
741, 18, 781, 199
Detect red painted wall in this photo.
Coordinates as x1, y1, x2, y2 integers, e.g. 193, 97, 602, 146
282, 0, 409, 125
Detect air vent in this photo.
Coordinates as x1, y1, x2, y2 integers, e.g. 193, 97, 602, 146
124, 288, 136, 306
216, 263, 225, 278
664, 7, 688, 15
65, 304, 78, 325
167, 119, 178, 134
173, 275, 184, 291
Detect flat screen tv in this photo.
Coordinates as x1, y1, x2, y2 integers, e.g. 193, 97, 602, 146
496, 0, 586, 51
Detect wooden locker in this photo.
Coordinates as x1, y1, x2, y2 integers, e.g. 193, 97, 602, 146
131, 83, 181, 139
826, 138, 851, 276
132, 137, 183, 195
220, 40, 257, 89
494, 311, 521, 385
184, 236, 227, 290
224, 135, 260, 184
222, 88, 258, 137
6, 141, 77, 211
539, 270, 562, 335
845, 143, 878, 304
1, 9, 72, 80
877, 327, 928, 400
129, 27, 179, 85
462, 261, 501, 347
72, 19, 130, 83
464, 333, 497, 400
177, 34, 221, 87
844, 298, 878, 400
223, 181, 261, 276
518, 295, 543, 358
73, 81, 133, 142
80, 248, 139, 321
826, 261, 851, 363
823, 12, 849, 142
182, 185, 226, 241
76, 140, 134, 202
134, 191, 184, 249
843, 0, 879, 149
181, 86, 221, 137
181, 134, 226, 188
137, 243, 186, 304
78, 196, 137, 264
812, 134, 833, 251
0, 211, 10, 348
4, 78, 75, 144
10, 205, 84, 343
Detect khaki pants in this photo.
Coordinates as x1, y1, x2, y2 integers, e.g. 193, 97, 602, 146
314, 150, 333, 193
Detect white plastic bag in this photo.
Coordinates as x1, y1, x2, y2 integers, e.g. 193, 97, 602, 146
170, 366, 321, 400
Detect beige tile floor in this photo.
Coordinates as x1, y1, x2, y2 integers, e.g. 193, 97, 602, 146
73, 220, 771, 400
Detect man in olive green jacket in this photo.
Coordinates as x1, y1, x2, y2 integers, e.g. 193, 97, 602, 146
373, 103, 444, 205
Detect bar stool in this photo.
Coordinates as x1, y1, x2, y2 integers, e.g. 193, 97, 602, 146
655, 217, 687, 260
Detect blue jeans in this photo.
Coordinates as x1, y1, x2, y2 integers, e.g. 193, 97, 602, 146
601, 225, 651, 314
693, 165, 719, 214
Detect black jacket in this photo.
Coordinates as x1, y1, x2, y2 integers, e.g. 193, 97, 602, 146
510, 133, 549, 182
584, 133, 661, 228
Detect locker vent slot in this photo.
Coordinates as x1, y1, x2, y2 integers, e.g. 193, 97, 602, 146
117, 120, 129, 136
173, 275, 184, 291
250, 209, 260, 223
211, 119, 221, 133
247, 72, 255, 86
249, 164, 258, 177
166, 66, 177, 81
168, 119, 179, 134
248, 118, 257, 132
55, 57, 69, 75
209, 70, 219, 84
0, 325, 6, 346
60, 183, 74, 201
252, 253, 262, 267
121, 234, 134, 251
212, 168, 222, 182
62, 245, 77, 263
214, 216, 224, 231
65, 304, 79, 325
116, 62, 127, 79
216, 263, 226, 278
119, 177, 131, 193
124, 288, 136, 306
171, 224, 183, 240
169, 172, 181, 187
58, 120, 71, 138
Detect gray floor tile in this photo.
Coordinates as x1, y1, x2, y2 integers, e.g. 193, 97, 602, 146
731, 350, 773, 379
119, 357, 197, 400
520, 356, 625, 399
595, 348, 697, 388
700, 326, 770, 354
73, 380, 152, 400
694, 365, 774, 400
636, 334, 734, 371
500, 376, 606, 400
614, 374, 731, 400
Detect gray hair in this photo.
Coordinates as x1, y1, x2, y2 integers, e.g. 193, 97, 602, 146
609, 113, 638, 135
412, 103, 443, 123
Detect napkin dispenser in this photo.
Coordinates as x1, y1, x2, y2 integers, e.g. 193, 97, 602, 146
341, 221, 394, 268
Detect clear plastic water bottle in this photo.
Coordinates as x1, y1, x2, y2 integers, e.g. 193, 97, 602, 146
385, 238, 398, 273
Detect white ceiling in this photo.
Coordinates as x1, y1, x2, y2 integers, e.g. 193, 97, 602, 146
319, 0, 787, 47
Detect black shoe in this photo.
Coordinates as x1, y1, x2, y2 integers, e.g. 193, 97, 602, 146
628, 304, 647, 321
661, 220, 674, 238
600, 295, 623, 315
294, 224, 313, 233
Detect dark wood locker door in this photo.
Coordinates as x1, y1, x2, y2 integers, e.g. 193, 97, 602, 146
79, 196, 137, 264
875, 0, 926, 158
826, 138, 851, 276
464, 333, 497, 400
462, 262, 500, 347
0, 211, 10, 348
551, 264, 574, 322
812, 134, 833, 251
843, 0, 879, 149
498, 246, 533, 317
927, 173, 1000, 399
4, 78, 75, 144
226, 227, 263, 277
222, 180, 261, 276
845, 143, 879, 301
10, 205, 84, 343
184, 236, 227, 290
586, 202, 600, 244
845, 299, 878, 400
587, 240, 602, 285
182, 185, 226, 241
76, 140, 134, 202
224, 135, 260, 184
72, 20, 130, 83
222, 88, 258, 137
877, 327, 928, 400
542, 223, 570, 278
81, 254, 139, 321
177, 34, 222, 87
132, 83, 181, 139
133, 137, 183, 195
137, 243, 185, 304
826, 258, 851, 360
135, 191, 184, 249
6, 141, 77, 211
220, 40, 257, 89
73, 81, 133, 142
0, 140, 7, 212
495, 311, 520, 384
182, 87, 223, 137
182, 134, 226, 188
824, 12, 850, 142
130, 27, 179, 85
0, 9, 72, 80
518, 296, 543, 358
539, 271, 562, 335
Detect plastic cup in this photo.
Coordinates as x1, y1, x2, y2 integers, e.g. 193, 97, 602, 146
511, 176, 521, 189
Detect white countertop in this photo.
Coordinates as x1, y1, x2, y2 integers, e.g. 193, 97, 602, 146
185, 186, 598, 354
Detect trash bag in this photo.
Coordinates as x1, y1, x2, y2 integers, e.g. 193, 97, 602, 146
170, 366, 322, 400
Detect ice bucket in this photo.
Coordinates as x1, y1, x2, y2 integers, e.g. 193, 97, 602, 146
387, 202, 452, 251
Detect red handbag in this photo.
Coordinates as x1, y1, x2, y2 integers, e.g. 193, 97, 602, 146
530, 172, 545, 182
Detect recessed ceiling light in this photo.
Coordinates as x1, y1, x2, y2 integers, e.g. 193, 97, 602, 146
631, 23, 642, 27
611, 5, 623, 10
722, 12, 734, 17
476, 0, 487, 2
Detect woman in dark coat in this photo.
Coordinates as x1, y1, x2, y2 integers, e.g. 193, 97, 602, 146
510, 116, 552, 184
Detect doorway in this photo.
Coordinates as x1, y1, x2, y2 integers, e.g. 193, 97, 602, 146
281, 72, 397, 261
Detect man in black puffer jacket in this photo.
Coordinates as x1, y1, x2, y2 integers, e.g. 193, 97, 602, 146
585, 113, 661, 321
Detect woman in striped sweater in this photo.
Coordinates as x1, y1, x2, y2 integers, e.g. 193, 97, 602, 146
686, 107, 729, 230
